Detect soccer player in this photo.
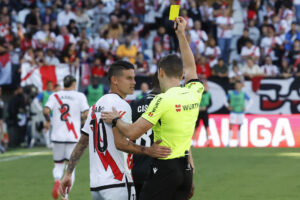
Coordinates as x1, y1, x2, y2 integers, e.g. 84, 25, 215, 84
101, 17, 203, 200
60, 61, 171, 200
43, 75, 89, 200
130, 75, 160, 199
226, 80, 252, 147
195, 81, 211, 147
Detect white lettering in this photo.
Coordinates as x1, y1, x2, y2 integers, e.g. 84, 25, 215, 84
221, 118, 229, 147
272, 118, 295, 147
250, 118, 272, 147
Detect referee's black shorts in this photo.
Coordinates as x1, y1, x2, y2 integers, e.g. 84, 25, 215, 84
139, 157, 193, 200
196, 110, 209, 128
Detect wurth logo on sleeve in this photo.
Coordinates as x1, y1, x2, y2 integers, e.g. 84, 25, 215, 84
148, 112, 154, 117
175, 104, 181, 112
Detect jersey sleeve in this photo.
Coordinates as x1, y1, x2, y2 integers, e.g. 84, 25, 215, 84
122, 104, 132, 124
45, 94, 55, 110
185, 79, 204, 101
81, 108, 92, 136
80, 93, 90, 112
142, 95, 166, 125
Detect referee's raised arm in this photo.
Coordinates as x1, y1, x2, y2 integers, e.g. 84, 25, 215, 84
175, 17, 198, 84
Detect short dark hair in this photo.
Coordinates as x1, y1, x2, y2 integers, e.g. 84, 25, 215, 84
107, 60, 135, 83
63, 75, 76, 88
157, 54, 183, 78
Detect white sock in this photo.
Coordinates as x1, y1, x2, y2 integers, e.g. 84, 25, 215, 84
53, 163, 65, 180
228, 130, 233, 146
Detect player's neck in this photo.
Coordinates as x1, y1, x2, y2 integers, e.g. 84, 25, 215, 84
161, 78, 181, 92
109, 88, 126, 99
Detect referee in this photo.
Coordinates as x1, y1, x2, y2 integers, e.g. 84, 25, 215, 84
102, 17, 204, 200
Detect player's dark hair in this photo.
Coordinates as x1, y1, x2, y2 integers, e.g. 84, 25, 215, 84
63, 75, 76, 88
157, 54, 183, 78
151, 71, 161, 94
107, 60, 135, 83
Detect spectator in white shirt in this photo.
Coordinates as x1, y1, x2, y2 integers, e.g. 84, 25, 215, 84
189, 20, 208, 43
33, 23, 56, 50
205, 37, 221, 67
75, 8, 92, 30
199, 0, 214, 34
242, 57, 263, 79
241, 39, 260, 63
260, 26, 283, 63
55, 26, 76, 51
294, 0, 300, 24
216, 8, 234, 64
248, 19, 260, 45
57, 4, 76, 27
261, 56, 279, 77
229, 63, 244, 84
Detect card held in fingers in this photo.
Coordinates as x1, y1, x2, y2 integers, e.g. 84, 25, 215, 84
169, 5, 180, 21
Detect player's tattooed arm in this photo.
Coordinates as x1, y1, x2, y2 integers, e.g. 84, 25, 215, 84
66, 134, 89, 174
113, 127, 171, 158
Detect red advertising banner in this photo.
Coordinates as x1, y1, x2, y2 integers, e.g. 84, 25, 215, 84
193, 114, 300, 148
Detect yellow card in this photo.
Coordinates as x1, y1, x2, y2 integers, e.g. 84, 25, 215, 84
169, 5, 180, 21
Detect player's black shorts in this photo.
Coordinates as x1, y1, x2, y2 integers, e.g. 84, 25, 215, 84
139, 157, 193, 200
196, 110, 209, 128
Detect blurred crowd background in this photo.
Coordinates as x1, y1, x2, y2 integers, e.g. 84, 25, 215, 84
0, 0, 300, 150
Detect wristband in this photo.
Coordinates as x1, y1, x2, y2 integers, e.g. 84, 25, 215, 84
112, 117, 120, 128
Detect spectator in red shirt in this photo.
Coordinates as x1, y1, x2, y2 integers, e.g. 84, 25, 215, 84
91, 57, 106, 78
196, 55, 211, 80
133, 0, 145, 23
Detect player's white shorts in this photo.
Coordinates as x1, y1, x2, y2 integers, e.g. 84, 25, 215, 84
230, 113, 244, 125
91, 183, 136, 200
52, 143, 77, 162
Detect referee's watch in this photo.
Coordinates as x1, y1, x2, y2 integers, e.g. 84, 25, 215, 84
112, 117, 120, 128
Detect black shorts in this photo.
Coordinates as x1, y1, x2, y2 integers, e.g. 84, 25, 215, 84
196, 110, 209, 128
139, 158, 193, 200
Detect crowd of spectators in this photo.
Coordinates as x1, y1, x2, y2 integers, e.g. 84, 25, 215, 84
0, 0, 300, 89
1, 0, 300, 149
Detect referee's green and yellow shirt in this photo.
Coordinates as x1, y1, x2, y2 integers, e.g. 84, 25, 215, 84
142, 80, 204, 160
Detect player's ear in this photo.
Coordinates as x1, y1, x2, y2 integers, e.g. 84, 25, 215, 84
158, 68, 164, 78
111, 76, 118, 85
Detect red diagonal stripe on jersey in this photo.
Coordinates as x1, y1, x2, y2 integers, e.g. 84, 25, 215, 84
54, 94, 78, 139
91, 105, 124, 181
119, 111, 126, 119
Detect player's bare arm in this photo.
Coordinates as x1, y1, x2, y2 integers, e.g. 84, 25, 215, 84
43, 107, 51, 130
102, 107, 153, 140
81, 110, 89, 126
113, 127, 171, 158
60, 133, 89, 197
175, 17, 198, 83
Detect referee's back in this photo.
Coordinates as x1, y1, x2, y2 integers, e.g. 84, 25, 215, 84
142, 80, 203, 159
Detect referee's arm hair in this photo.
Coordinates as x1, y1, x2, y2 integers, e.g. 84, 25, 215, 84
117, 117, 153, 140
175, 17, 198, 84
112, 127, 171, 158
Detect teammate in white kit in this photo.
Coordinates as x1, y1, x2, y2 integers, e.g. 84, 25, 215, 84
60, 61, 171, 200
43, 75, 89, 200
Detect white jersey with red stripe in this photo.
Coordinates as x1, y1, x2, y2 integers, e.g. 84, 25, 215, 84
216, 16, 234, 38
45, 90, 89, 143
81, 93, 133, 189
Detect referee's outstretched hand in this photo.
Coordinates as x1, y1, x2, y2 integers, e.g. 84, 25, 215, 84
174, 17, 187, 35
147, 140, 172, 158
